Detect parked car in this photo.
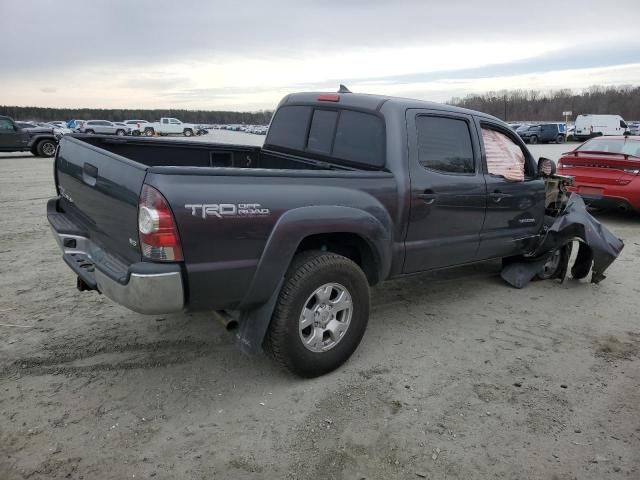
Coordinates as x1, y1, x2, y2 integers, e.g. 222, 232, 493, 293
113, 122, 131, 133
49, 121, 68, 129
67, 119, 85, 131
518, 123, 565, 144
47, 90, 623, 377
15, 121, 39, 129
143, 118, 198, 137
78, 120, 129, 136
627, 122, 640, 136
558, 136, 640, 212
0, 115, 59, 157
37, 122, 72, 135
574, 114, 628, 141
123, 120, 152, 136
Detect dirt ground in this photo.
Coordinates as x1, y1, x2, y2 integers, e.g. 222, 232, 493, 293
1, 141, 639, 480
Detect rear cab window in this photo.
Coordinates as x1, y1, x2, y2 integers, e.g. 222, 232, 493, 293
266, 105, 385, 169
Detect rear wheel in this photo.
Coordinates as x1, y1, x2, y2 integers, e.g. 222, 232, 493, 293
36, 139, 57, 157
264, 251, 370, 377
183, 128, 193, 137
132, 130, 141, 136
556, 135, 564, 143
144, 128, 154, 137
85, 129, 94, 134
529, 135, 538, 144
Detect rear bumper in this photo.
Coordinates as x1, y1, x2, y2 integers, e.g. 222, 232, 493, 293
48, 198, 185, 314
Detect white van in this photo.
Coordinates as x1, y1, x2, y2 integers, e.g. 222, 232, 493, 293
574, 114, 629, 141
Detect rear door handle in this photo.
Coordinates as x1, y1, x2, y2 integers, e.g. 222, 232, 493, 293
416, 190, 437, 205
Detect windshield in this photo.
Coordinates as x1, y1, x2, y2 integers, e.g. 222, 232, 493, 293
578, 138, 640, 156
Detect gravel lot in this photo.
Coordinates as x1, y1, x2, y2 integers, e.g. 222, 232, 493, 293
1, 137, 639, 479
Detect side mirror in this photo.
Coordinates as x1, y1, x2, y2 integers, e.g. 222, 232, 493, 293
537, 157, 556, 177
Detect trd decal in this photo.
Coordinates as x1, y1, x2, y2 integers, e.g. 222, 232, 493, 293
185, 203, 270, 219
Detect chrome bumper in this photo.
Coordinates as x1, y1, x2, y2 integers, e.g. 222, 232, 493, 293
51, 229, 184, 315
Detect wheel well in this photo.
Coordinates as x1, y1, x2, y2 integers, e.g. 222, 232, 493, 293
295, 233, 379, 285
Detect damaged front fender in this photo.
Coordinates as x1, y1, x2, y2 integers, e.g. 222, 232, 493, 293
501, 193, 624, 288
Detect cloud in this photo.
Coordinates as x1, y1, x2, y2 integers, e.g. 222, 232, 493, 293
1, 0, 639, 109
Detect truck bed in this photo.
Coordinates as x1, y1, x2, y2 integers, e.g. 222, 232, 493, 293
78, 135, 350, 171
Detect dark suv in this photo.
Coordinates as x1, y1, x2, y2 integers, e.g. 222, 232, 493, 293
0, 115, 60, 157
518, 123, 565, 144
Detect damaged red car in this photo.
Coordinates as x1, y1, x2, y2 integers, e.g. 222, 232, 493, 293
557, 136, 640, 213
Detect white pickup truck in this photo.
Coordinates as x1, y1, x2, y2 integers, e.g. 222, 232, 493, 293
144, 117, 198, 137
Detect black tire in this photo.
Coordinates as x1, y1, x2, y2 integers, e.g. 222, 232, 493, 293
36, 139, 57, 157
132, 130, 140, 136
144, 128, 154, 137
556, 135, 564, 143
116, 129, 125, 136
183, 128, 193, 137
85, 129, 94, 134
529, 135, 538, 144
264, 250, 370, 378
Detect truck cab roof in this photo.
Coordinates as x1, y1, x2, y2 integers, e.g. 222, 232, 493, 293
281, 91, 503, 123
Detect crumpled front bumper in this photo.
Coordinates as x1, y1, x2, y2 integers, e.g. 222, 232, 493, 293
501, 193, 624, 288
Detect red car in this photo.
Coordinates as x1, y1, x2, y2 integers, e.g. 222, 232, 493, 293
557, 136, 640, 213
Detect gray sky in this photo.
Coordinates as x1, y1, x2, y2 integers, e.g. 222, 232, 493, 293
1, 0, 639, 111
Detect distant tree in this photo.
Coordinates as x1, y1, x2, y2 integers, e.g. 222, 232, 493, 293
448, 85, 640, 121
0, 105, 274, 125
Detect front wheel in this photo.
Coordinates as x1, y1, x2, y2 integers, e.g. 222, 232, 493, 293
36, 139, 57, 157
264, 251, 370, 377
183, 128, 193, 137
116, 129, 125, 136
144, 128, 154, 137
529, 135, 538, 144
556, 135, 564, 144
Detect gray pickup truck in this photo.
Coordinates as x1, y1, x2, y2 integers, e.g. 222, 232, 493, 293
47, 89, 623, 377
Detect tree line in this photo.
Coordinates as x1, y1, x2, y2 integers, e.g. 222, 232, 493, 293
449, 85, 640, 122
2, 84, 639, 125
0, 106, 274, 125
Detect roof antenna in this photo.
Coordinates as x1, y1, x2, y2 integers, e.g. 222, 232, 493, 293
338, 84, 352, 94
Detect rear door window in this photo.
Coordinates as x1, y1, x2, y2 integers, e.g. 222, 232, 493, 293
266, 106, 312, 151
332, 110, 384, 168
415, 116, 474, 174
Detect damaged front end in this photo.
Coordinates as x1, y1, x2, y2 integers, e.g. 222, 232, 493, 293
501, 168, 624, 289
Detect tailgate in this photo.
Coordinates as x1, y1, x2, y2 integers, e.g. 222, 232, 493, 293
55, 136, 147, 264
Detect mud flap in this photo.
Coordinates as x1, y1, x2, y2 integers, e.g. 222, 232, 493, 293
501, 194, 624, 288
235, 278, 284, 355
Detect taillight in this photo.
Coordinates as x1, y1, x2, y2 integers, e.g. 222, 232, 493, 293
138, 184, 183, 261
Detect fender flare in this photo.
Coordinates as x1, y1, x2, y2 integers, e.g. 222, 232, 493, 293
238, 205, 393, 310
27, 134, 58, 149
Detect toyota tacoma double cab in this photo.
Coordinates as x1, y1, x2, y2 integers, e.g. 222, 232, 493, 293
0, 115, 59, 157
47, 89, 623, 377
